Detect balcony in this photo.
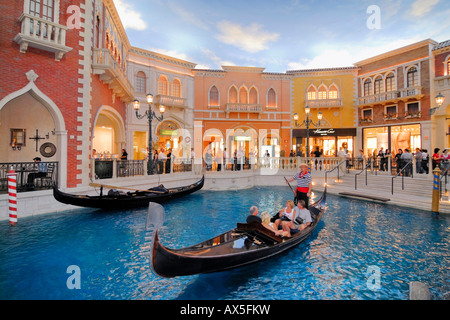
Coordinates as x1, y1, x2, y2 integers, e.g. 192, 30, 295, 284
435, 75, 450, 92
225, 103, 263, 119
153, 95, 186, 109
92, 48, 134, 103
14, 13, 72, 61
306, 98, 343, 109
357, 86, 423, 107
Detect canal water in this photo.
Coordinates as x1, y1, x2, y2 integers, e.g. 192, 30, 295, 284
0, 187, 448, 300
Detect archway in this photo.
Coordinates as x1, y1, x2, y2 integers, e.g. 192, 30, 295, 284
0, 78, 67, 187
92, 106, 126, 158
155, 120, 179, 150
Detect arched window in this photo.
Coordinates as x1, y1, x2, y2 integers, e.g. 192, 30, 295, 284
307, 86, 317, 100
447, 58, 450, 76
407, 66, 418, 87
249, 87, 258, 104
329, 84, 339, 99
135, 71, 146, 93
267, 88, 276, 108
172, 79, 181, 97
364, 78, 373, 96
209, 86, 219, 106
158, 75, 168, 96
374, 76, 383, 94
318, 85, 327, 100
239, 87, 248, 104
229, 87, 238, 103
385, 73, 395, 92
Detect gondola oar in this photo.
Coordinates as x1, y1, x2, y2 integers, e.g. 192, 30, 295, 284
284, 176, 298, 205
88, 182, 166, 194
284, 176, 296, 196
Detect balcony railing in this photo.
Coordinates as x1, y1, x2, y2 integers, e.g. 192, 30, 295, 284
14, 13, 72, 61
435, 75, 450, 91
0, 162, 58, 193
153, 95, 186, 108
357, 86, 423, 107
306, 98, 343, 108
93, 48, 134, 102
225, 103, 263, 118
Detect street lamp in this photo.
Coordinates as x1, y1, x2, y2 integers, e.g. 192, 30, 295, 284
133, 93, 165, 175
430, 92, 445, 115
293, 107, 323, 157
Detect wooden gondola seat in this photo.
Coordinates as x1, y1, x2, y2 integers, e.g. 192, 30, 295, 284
236, 221, 284, 244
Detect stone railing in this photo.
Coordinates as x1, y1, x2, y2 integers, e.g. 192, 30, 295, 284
153, 95, 186, 108
307, 98, 343, 108
14, 13, 72, 61
226, 103, 263, 118
357, 86, 423, 106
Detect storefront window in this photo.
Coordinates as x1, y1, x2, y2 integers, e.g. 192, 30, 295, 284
363, 127, 388, 158
337, 137, 353, 157
391, 124, 421, 152
322, 138, 336, 157
363, 124, 421, 158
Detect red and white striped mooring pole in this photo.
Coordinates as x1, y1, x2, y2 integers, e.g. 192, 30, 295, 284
7, 168, 18, 226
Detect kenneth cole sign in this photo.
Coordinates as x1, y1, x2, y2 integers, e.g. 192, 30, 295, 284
312, 129, 336, 136
293, 128, 356, 137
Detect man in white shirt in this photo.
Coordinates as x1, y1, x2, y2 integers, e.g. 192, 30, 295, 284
400, 148, 413, 176
281, 200, 312, 236
158, 149, 167, 173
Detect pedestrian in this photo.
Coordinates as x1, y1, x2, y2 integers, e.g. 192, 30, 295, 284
432, 148, 441, 170
441, 148, 450, 172
400, 148, 413, 176
165, 148, 172, 173
120, 149, 128, 160
421, 149, 429, 174
394, 149, 403, 174
414, 148, 424, 173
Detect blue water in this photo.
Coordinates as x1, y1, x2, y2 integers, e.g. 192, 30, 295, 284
0, 187, 448, 300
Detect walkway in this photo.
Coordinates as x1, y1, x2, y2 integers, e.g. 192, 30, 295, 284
1, 164, 449, 221
321, 170, 450, 214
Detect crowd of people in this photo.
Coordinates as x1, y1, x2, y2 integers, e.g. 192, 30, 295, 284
355, 147, 450, 176
150, 148, 172, 174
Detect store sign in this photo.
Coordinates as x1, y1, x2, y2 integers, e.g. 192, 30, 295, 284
293, 128, 356, 137
234, 136, 251, 141
312, 129, 336, 136
160, 129, 176, 136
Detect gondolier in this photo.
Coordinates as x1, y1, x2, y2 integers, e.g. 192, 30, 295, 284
286, 163, 312, 209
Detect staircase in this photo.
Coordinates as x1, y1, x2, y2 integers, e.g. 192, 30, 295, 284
324, 171, 450, 214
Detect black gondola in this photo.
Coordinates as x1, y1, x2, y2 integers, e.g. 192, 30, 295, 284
53, 176, 204, 209
147, 187, 326, 278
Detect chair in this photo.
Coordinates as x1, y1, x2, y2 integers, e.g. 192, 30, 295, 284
34, 163, 55, 189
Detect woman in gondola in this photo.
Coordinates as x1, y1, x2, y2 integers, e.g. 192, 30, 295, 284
261, 211, 288, 237
272, 200, 296, 233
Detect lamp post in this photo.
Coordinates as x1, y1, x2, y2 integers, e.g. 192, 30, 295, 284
133, 94, 165, 175
293, 107, 322, 157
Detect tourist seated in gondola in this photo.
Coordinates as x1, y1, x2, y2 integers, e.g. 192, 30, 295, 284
272, 200, 296, 233
261, 211, 288, 237
281, 200, 312, 236
246, 206, 261, 223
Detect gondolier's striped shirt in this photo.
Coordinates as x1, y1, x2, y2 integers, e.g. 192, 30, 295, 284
293, 171, 312, 192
